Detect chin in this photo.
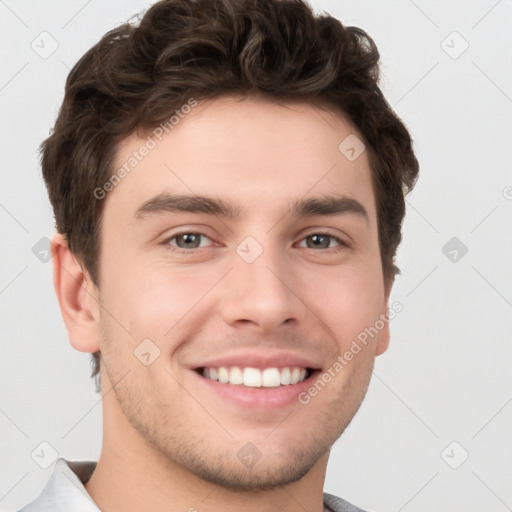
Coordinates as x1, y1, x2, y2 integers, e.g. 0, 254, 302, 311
182, 446, 326, 492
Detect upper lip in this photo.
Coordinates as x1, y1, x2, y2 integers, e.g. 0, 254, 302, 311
189, 350, 322, 371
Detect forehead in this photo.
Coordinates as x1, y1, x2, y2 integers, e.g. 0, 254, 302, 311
109, 96, 376, 223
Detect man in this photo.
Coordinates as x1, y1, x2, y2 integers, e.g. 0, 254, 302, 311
19, 0, 418, 510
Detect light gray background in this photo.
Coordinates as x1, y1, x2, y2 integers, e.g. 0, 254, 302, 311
1, 1, 511, 511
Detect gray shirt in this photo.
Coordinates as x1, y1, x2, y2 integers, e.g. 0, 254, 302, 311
17, 458, 369, 512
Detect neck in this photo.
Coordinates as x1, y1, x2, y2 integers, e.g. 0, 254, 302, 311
85, 392, 329, 512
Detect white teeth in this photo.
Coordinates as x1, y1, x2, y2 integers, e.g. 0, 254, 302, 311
290, 367, 301, 385
218, 367, 229, 383
200, 366, 310, 387
280, 367, 291, 385
243, 367, 262, 387
262, 368, 281, 387
230, 366, 243, 385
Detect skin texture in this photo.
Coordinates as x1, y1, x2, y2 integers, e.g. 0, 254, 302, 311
52, 96, 392, 512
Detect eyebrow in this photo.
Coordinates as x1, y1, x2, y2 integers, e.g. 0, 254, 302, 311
134, 193, 368, 223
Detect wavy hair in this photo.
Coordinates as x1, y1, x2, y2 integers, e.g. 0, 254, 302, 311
41, 0, 419, 387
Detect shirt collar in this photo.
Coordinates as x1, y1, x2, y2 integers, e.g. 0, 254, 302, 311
22, 458, 99, 511
23, 458, 358, 512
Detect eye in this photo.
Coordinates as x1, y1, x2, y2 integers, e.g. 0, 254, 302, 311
164, 232, 213, 250
161, 231, 348, 253
296, 233, 347, 251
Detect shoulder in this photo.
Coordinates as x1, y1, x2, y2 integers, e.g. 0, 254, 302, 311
15, 458, 98, 512
323, 492, 373, 512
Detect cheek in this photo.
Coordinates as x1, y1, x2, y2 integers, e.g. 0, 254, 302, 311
102, 262, 221, 340
308, 264, 385, 348
100, 238, 385, 351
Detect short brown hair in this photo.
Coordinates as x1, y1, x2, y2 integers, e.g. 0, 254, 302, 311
41, 0, 419, 387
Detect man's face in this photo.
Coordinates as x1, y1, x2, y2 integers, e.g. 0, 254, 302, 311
93, 96, 390, 490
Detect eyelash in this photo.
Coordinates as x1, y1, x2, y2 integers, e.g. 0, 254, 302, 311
161, 231, 349, 253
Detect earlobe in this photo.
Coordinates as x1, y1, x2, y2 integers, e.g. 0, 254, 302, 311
375, 277, 394, 356
375, 321, 390, 356
51, 233, 101, 353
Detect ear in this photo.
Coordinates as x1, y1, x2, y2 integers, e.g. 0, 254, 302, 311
375, 277, 394, 356
51, 233, 101, 353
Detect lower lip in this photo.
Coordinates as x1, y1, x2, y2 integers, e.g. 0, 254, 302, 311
192, 370, 320, 409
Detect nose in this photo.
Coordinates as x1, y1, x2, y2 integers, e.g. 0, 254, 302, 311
218, 240, 308, 334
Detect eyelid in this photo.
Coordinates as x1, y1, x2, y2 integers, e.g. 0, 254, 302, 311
161, 230, 215, 249
295, 230, 350, 250
161, 228, 351, 253
300, 225, 351, 242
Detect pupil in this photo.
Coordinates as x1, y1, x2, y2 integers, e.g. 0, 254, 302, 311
309, 235, 328, 249
181, 234, 199, 248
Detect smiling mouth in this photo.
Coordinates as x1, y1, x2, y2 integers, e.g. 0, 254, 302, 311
195, 366, 315, 388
